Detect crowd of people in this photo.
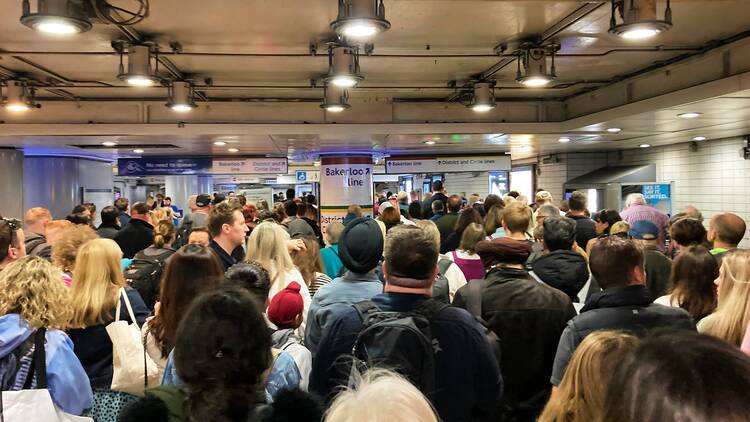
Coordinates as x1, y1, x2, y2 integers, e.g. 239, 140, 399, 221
1, 180, 750, 422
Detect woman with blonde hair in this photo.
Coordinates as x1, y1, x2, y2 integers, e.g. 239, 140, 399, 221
325, 369, 438, 422
698, 249, 750, 346
67, 238, 150, 422
50, 223, 98, 286
0, 256, 93, 415
246, 221, 311, 331
538, 331, 640, 422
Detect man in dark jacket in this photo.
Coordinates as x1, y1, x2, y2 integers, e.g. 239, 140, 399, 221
629, 220, 671, 297
114, 202, 154, 259
422, 180, 449, 219
530, 216, 589, 302
312, 225, 502, 422
96, 205, 121, 240
23, 207, 52, 260
435, 194, 462, 245
550, 236, 695, 386
454, 203, 575, 422
565, 191, 596, 250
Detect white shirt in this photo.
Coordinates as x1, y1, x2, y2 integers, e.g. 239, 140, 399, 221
439, 254, 467, 303
267, 266, 312, 337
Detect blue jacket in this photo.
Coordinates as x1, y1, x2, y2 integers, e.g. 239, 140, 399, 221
320, 245, 343, 279
310, 292, 503, 422
304, 271, 383, 356
0, 314, 93, 415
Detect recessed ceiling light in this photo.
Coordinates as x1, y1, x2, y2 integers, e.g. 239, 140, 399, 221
228, 148, 239, 153
678, 112, 702, 119
639, 144, 651, 148
213, 141, 227, 146
102, 141, 117, 147
693, 136, 707, 141
558, 137, 571, 143
607, 128, 622, 133
133, 149, 144, 153
424, 140, 436, 145
6, 103, 31, 112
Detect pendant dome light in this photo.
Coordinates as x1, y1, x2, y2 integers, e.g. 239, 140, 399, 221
515, 43, 559, 88
3, 80, 36, 112
469, 82, 496, 112
117, 44, 161, 87
609, 0, 673, 40
330, 0, 391, 40
322, 44, 364, 88
167, 81, 197, 112
320, 84, 351, 112
20, 0, 92, 35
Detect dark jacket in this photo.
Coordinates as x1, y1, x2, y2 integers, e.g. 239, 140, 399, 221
423, 192, 449, 219
209, 240, 238, 272
566, 214, 597, 250
23, 231, 52, 260
311, 292, 503, 422
643, 245, 672, 298
114, 219, 154, 259
550, 285, 695, 385
67, 287, 149, 389
531, 250, 589, 302
95, 222, 120, 240
453, 267, 575, 420
435, 213, 459, 247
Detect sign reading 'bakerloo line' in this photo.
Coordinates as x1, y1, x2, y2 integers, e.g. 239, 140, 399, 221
385, 155, 511, 174
117, 157, 288, 176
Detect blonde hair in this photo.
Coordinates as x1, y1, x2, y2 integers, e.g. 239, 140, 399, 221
538, 331, 640, 422
703, 250, 750, 346
325, 369, 438, 422
24, 207, 52, 225
459, 222, 485, 254
151, 207, 174, 226
0, 256, 72, 330
68, 238, 125, 328
610, 221, 631, 236
415, 220, 440, 250
51, 224, 99, 273
246, 222, 295, 289
153, 220, 176, 248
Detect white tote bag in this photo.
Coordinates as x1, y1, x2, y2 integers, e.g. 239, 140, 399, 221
106, 288, 160, 396
1, 389, 92, 422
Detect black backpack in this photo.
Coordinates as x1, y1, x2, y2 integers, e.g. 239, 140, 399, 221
0, 328, 46, 394
124, 249, 174, 311
172, 216, 194, 250
350, 299, 449, 399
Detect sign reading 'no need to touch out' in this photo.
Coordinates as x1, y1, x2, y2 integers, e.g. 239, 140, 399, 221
320, 156, 373, 232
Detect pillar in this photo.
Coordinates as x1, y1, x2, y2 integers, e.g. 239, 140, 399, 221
0, 149, 24, 219
197, 175, 214, 195
319, 155, 373, 232
165, 175, 199, 216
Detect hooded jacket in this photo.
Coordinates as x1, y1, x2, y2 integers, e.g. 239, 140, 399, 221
531, 250, 589, 302
23, 231, 52, 260
0, 314, 93, 415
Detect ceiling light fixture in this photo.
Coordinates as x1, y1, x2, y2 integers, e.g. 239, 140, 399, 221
313, 161, 321, 167
515, 42, 559, 88
678, 112, 701, 119
469, 82, 496, 112
609, 0, 673, 40
228, 148, 239, 153
693, 136, 707, 141
558, 137, 571, 143
3, 80, 36, 112
213, 141, 227, 146
320, 84, 351, 112
20, 0, 93, 34
101, 141, 117, 147
639, 144, 651, 148
133, 149, 144, 153
330, 0, 391, 40
607, 127, 622, 133
167, 81, 197, 112
117, 44, 160, 87
424, 140, 436, 145
322, 44, 363, 88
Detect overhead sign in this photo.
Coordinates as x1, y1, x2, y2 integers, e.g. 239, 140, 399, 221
117, 157, 212, 176
296, 171, 307, 182
385, 155, 511, 174
212, 158, 288, 175
320, 156, 373, 230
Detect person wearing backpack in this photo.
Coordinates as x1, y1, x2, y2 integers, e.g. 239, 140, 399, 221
125, 221, 178, 311
0, 256, 92, 415
310, 225, 502, 422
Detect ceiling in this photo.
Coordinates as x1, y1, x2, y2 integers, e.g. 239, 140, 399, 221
2, 0, 750, 162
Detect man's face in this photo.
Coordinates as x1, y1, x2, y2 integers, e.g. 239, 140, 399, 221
156, 195, 163, 202
707, 222, 717, 244
224, 210, 249, 247
188, 231, 210, 247
82, 209, 91, 218
164, 198, 172, 207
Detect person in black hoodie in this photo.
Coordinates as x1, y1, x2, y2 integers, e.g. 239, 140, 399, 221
530, 216, 589, 302
565, 191, 597, 251
114, 202, 154, 259
120, 287, 322, 422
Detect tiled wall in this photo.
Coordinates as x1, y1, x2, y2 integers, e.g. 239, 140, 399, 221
535, 153, 607, 204
444, 172, 490, 198
607, 137, 750, 246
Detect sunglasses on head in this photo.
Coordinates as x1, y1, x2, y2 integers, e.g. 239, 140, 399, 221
0, 218, 21, 245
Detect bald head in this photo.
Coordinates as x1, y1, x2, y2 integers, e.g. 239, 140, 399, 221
709, 213, 746, 248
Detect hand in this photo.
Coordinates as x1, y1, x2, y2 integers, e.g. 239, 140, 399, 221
287, 239, 306, 252
154, 302, 161, 317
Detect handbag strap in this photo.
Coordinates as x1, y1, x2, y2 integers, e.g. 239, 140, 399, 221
142, 325, 150, 391
115, 287, 138, 324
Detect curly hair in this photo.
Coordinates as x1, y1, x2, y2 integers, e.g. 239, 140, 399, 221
0, 256, 72, 330
51, 225, 99, 273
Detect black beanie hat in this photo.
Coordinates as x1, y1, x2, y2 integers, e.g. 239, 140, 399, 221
338, 217, 384, 274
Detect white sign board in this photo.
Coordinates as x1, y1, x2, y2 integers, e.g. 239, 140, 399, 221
212, 158, 288, 174
386, 155, 511, 174
320, 156, 373, 231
